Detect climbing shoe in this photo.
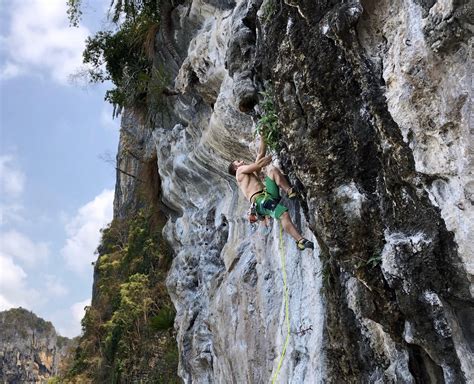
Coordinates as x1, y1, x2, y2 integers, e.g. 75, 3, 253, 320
287, 187, 298, 200
296, 238, 314, 250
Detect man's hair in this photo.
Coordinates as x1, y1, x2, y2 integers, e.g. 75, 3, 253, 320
228, 161, 237, 176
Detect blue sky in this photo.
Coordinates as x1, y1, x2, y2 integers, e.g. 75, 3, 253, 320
0, 0, 120, 337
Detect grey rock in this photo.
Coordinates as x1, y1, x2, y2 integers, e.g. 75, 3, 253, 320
110, 0, 473, 382
0, 308, 73, 384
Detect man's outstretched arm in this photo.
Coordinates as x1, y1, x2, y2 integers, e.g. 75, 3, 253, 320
255, 138, 267, 163
237, 155, 272, 175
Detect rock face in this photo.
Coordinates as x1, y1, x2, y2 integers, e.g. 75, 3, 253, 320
0, 308, 73, 383
111, 0, 473, 382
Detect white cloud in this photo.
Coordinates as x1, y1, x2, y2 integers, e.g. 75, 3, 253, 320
0, 61, 23, 79
0, 254, 26, 302
0, 0, 91, 84
61, 189, 114, 274
55, 298, 90, 338
0, 230, 50, 267
45, 275, 69, 297
0, 155, 25, 198
0, 295, 15, 311
0, 154, 26, 226
0, 203, 25, 227
100, 105, 120, 131
72, 298, 90, 324
0, 253, 40, 311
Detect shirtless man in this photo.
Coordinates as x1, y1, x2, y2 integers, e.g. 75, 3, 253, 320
228, 141, 314, 250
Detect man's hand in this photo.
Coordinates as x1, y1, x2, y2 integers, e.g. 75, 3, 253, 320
258, 154, 272, 168
237, 155, 272, 175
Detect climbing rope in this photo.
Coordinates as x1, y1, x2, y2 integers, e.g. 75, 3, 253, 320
271, 221, 291, 384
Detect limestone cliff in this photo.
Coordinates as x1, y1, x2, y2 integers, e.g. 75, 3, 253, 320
0, 308, 74, 383
86, 0, 473, 382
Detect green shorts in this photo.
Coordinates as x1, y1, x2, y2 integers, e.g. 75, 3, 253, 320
255, 176, 288, 219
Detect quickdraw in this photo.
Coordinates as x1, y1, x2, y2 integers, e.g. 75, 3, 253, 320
248, 202, 266, 224
248, 203, 258, 223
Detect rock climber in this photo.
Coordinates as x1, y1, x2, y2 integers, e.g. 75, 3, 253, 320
228, 139, 314, 250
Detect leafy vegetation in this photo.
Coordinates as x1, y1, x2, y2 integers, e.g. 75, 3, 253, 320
68, 0, 171, 120
260, 0, 278, 23
63, 209, 178, 383
365, 254, 382, 268
150, 306, 176, 331
64, 4, 180, 381
0, 308, 55, 338
354, 253, 382, 270
255, 87, 281, 151
317, 260, 333, 290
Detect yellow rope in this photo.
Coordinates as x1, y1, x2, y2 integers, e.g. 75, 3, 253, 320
271, 221, 291, 384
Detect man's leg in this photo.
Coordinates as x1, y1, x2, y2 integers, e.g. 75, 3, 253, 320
280, 211, 302, 241
279, 211, 314, 250
267, 166, 291, 194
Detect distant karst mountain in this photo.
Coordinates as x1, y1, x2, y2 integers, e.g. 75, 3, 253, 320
0, 308, 75, 384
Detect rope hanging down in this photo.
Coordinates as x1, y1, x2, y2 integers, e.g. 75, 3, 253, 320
271, 221, 291, 384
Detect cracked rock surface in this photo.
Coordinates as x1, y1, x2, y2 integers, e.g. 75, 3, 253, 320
112, 0, 473, 382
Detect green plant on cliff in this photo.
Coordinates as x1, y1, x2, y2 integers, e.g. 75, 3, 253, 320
261, 0, 278, 23
354, 252, 382, 270
68, 0, 170, 119
365, 254, 382, 268
317, 259, 333, 290
150, 305, 176, 331
255, 88, 281, 151
64, 209, 178, 383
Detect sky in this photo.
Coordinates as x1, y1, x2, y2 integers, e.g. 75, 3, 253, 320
0, 0, 120, 337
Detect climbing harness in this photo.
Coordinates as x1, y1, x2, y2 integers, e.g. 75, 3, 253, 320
248, 190, 270, 224
248, 189, 281, 224
271, 221, 291, 384
248, 190, 265, 223
250, 189, 265, 202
